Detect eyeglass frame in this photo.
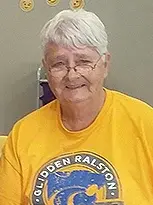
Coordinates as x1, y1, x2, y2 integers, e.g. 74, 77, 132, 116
48, 53, 106, 76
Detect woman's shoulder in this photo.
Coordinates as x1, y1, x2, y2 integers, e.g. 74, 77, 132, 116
10, 100, 58, 137
21, 99, 58, 124
7, 100, 59, 153
107, 88, 153, 119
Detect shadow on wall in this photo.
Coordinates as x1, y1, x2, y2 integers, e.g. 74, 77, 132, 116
4, 63, 38, 134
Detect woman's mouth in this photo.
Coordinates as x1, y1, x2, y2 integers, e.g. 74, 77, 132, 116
66, 84, 86, 89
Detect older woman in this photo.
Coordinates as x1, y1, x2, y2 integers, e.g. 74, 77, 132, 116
0, 9, 153, 205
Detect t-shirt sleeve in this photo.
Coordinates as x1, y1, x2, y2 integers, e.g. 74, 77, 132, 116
139, 103, 153, 162
0, 123, 22, 205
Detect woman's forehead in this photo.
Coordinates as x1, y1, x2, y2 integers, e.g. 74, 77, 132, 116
44, 43, 99, 59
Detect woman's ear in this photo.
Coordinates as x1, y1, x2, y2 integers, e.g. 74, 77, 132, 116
42, 59, 48, 71
104, 52, 111, 78
104, 52, 111, 65
42, 58, 45, 68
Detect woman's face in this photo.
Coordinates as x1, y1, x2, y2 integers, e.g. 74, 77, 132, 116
43, 43, 110, 103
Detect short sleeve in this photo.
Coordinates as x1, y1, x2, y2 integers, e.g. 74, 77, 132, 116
139, 103, 153, 163
0, 122, 22, 205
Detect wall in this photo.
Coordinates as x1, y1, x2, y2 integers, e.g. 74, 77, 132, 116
0, 0, 153, 134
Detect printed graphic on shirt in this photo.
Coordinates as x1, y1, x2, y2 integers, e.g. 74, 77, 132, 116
31, 152, 124, 204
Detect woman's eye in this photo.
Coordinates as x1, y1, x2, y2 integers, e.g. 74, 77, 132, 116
52, 62, 65, 67
78, 60, 92, 64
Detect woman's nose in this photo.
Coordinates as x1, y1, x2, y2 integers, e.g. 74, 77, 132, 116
66, 66, 80, 80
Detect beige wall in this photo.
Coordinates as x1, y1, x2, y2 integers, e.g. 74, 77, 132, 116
0, 0, 153, 134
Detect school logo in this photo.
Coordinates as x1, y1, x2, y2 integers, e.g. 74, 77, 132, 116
31, 152, 124, 204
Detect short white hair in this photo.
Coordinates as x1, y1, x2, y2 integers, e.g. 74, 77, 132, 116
40, 9, 108, 55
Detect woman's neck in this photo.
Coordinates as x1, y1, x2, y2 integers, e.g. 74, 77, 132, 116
60, 89, 106, 131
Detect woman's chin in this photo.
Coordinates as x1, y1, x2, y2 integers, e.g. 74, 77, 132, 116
62, 92, 90, 103
55, 86, 91, 103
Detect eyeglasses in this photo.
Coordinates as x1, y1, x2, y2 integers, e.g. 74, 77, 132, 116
48, 55, 105, 77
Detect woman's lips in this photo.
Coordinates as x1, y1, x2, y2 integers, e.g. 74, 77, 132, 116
66, 84, 85, 89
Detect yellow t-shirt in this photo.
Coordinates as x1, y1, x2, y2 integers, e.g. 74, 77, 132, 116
0, 89, 153, 205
